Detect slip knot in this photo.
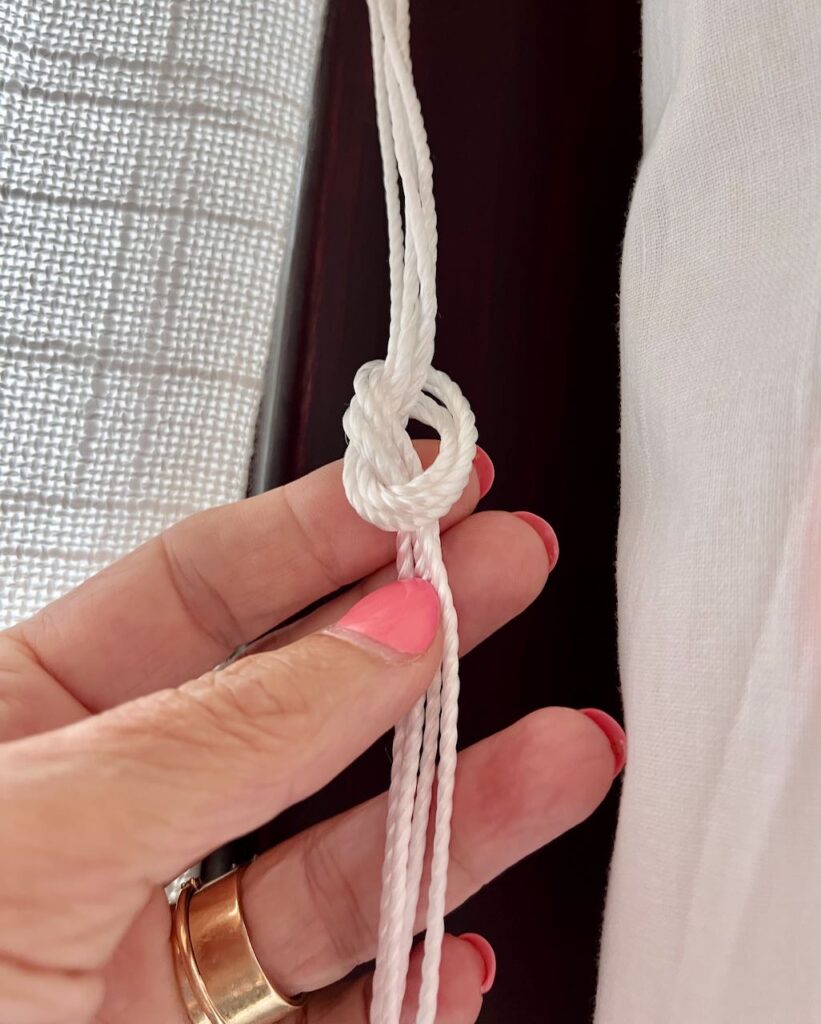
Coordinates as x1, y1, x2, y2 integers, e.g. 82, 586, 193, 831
342, 359, 477, 534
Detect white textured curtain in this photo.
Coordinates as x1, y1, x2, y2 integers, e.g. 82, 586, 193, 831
599, 1, 821, 1021
0, 1, 325, 626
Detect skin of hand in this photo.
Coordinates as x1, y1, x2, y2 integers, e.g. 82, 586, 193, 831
0, 442, 623, 1024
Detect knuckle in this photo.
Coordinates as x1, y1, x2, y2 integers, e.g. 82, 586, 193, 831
178, 651, 314, 759
223, 652, 312, 729
90, 686, 230, 780
159, 524, 244, 653
300, 825, 374, 973
279, 485, 347, 592
447, 835, 485, 898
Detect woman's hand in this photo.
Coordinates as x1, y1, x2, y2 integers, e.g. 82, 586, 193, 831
0, 443, 622, 1024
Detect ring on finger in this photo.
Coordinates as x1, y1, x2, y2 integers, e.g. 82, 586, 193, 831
172, 866, 304, 1024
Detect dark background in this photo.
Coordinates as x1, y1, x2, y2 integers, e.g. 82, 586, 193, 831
241, 3, 641, 1020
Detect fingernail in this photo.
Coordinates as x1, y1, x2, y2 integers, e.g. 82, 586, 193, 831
579, 709, 627, 776
512, 511, 559, 571
333, 579, 439, 655
459, 933, 496, 994
473, 446, 495, 499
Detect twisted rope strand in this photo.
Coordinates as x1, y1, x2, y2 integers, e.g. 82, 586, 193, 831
343, 3, 477, 1022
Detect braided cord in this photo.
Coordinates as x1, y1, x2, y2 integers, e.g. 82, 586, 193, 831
342, 3, 477, 1021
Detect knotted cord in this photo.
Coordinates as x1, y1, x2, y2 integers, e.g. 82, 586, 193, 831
342, 2, 477, 1021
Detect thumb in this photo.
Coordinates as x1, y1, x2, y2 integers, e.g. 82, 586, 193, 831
3, 579, 442, 889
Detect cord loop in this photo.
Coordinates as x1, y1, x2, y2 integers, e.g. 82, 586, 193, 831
343, 360, 477, 534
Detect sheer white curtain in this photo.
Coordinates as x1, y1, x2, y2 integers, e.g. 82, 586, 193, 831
0, 1, 325, 626
599, 1, 821, 1020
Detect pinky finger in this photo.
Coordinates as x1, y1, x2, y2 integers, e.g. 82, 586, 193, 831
301, 934, 488, 1023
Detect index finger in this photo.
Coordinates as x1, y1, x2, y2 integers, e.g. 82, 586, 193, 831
11, 442, 487, 715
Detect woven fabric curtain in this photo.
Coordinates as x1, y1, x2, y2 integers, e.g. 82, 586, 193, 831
0, 0, 325, 626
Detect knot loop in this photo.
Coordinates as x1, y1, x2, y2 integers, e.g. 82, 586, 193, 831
343, 359, 477, 534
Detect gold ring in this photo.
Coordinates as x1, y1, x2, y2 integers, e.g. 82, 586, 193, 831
171, 867, 304, 1024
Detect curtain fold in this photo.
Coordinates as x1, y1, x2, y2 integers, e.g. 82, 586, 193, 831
600, 2, 821, 1020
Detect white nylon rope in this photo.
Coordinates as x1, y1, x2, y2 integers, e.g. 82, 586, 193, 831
341, 1, 478, 1021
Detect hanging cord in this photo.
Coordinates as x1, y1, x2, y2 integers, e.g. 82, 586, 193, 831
342, 2, 477, 1022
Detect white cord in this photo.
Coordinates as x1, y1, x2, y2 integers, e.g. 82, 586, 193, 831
342, 2, 477, 1020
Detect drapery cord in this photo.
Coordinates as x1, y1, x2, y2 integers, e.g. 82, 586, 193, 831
342, 2, 477, 1021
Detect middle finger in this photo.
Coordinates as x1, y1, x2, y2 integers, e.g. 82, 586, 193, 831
242, 707, 617, 995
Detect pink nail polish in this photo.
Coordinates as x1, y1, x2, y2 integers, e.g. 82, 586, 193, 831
473, 446, 495, 499
459, 933, 496, 994
333, 579, 439, 655
580, 708, 627, 776
512, 511, 559, 571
